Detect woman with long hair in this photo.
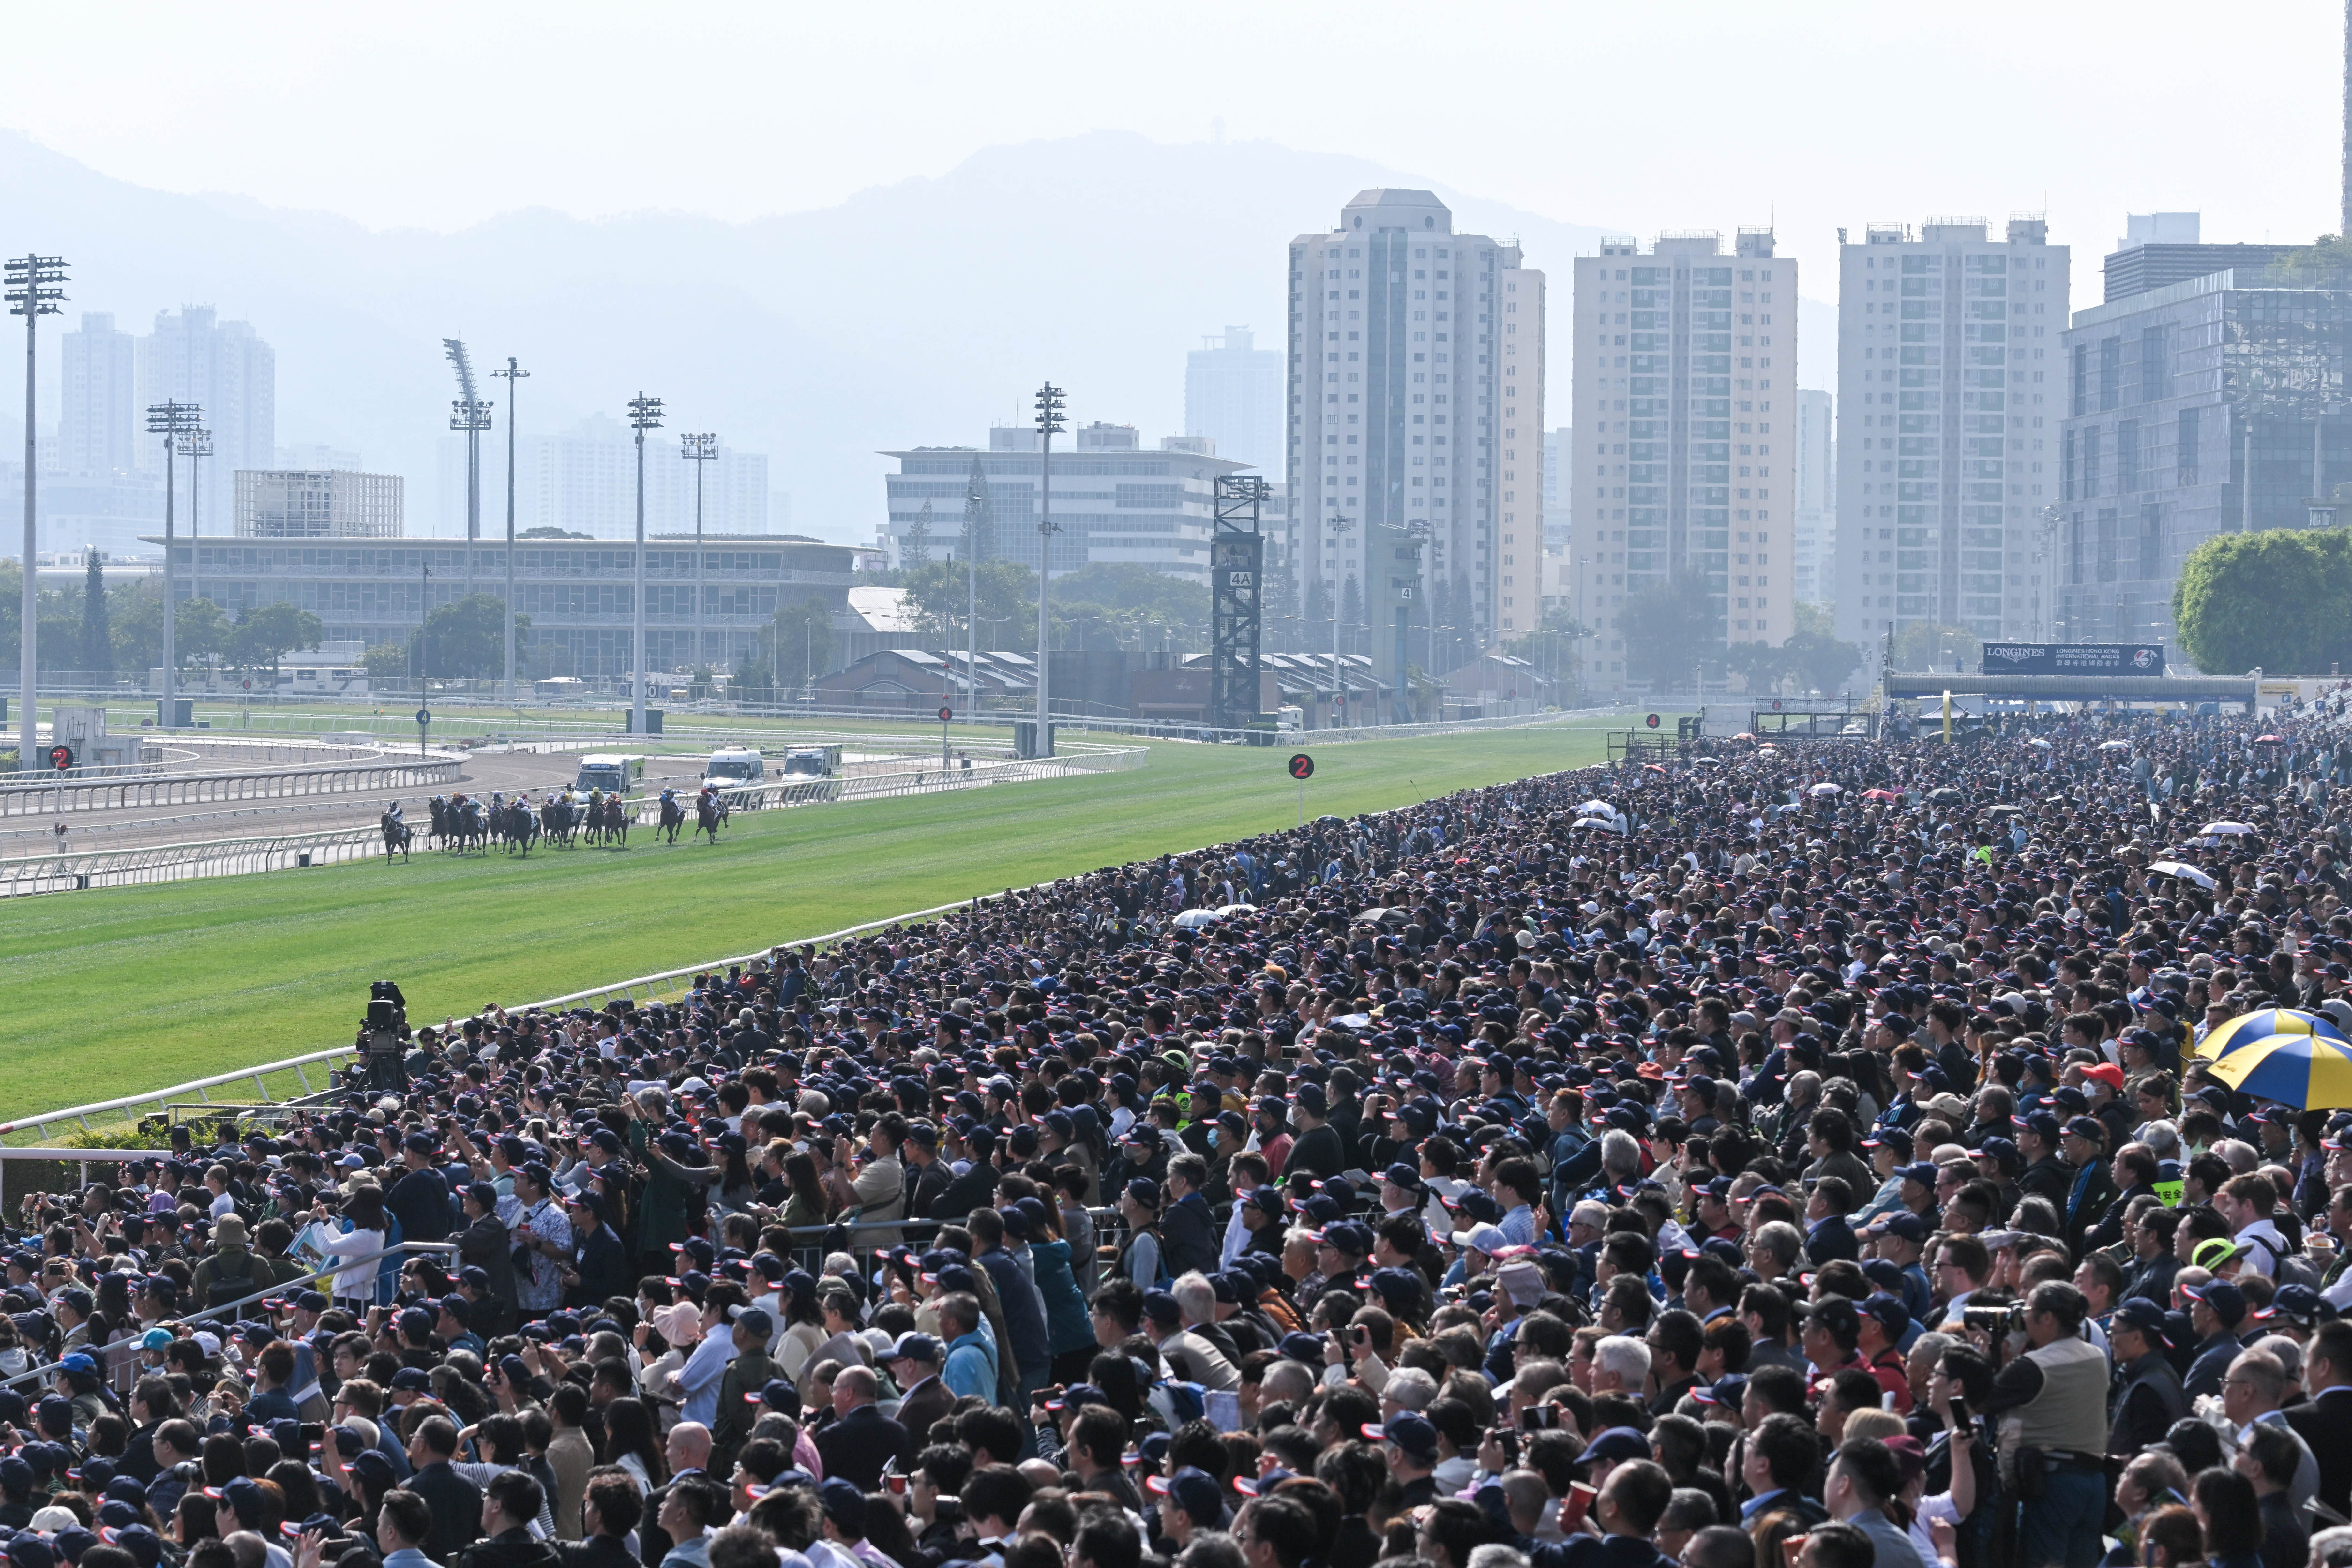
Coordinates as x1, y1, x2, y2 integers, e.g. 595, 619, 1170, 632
599, 1396, 668, 1495
780, 1153, 828, 1232
312, 1185, 389, 1315
775, 1269, 826, 1383
1017, 1199, 1095, 1385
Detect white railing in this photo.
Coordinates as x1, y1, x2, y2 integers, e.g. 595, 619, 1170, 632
0, 1047, 361, 1136
0, 751, 465, 818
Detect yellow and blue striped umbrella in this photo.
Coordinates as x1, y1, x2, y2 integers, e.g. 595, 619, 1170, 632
2204, 1029, 2352, 1108
2195, 1007, 2352, 1062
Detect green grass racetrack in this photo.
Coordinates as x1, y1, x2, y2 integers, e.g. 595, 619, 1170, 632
0, 723, 1626, 1119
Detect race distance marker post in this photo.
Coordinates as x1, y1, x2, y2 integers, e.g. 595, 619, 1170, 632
1289, 751, 1313, 828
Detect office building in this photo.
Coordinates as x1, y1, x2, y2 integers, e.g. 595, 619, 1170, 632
277, 444, 363, 471
1542, 427, 1572, 551
1833, 217, 2069, 658
524, 415, 769, 541
1568, 228, 1795, 690
234, 469, 404, 539
1286, 188, 1547, 646
879, 422, 1248, 581
60, 313, 137, 477
0, 464, 166, 560
136, 307, 275, 530
1793, 389, 1835, 605
148, 532, 856, 676
1184, 327, 1282, 475
2055, 256, 2352, 648
2103, 213, 2292, 305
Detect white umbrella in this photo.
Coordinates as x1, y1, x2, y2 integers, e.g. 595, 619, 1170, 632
1692, 756, 1723, 766
2147, 860, 2218, 889
2204, 822, 2257, 835
1214, 903, 1258, 917
2027, 737, 2052, 748
1172, 908, 1221, 929
1576, 799, 1617, 817
1573, 817, 1626, 834
2099, 739, 2133, 751
1809, 782, 1843, 796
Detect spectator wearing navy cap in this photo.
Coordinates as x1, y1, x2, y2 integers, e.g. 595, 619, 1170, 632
387, 1132, 455, 1248
2108, 1297, 2185, 1455
1284, 1083, 1344, 1181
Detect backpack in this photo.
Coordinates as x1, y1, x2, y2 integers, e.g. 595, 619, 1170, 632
204, 1249, 258, 1305
2248, 1232, 2322, 1291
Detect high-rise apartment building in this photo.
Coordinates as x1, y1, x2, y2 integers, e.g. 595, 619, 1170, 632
60, 313, 137, 477
1569, 230, 1795, 691
136, 307, 276, 530
522, 415, 768, 540
1542, 426, 1572, 551
1287, 189, 1546, 647
1832, 217, 2068, 658
1184, 327, 1282, 475
1793, 390, 1835, 605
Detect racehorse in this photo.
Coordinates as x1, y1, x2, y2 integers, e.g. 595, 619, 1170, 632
541, 795, 578, 848
692, 788, 725, 845
657, 790, 685, 845
379, 808, 412, 864
495, 799, 538, 856
598, 794, 629, 846
449, 796, 489, 854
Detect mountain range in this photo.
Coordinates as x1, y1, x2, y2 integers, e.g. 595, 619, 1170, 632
0, 128, 1836, 543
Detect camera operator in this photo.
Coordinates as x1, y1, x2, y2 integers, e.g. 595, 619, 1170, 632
1975, 1280, 2109, 1568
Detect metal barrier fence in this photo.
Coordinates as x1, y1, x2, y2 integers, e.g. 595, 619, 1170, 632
0, 1237, 457, 1396
0, 752, 466, 819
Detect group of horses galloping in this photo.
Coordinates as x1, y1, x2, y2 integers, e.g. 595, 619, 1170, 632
377, 786, 726, 863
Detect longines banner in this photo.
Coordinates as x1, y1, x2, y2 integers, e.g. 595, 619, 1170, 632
1980, 643, 2166, 677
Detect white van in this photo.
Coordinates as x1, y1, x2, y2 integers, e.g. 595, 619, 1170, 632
704, 748, 766, 787
572, 754, 646, 794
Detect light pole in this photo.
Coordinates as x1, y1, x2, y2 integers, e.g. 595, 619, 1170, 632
415, 558, 434, 685
8, 255, 64, 773
628, 393, 664, 736
1326, 513, 1355, 726
144, 400, 200, 729
444, 340, 491, 599
180, 427, 212, 607
1032, 381, 1064, 753
489, 356, 528, 701
680, 433, 717, 679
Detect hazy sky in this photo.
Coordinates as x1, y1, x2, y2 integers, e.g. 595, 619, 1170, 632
4, 0, 2342, 263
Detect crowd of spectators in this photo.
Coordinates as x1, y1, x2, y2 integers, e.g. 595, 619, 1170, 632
12, 700, 2352, 1568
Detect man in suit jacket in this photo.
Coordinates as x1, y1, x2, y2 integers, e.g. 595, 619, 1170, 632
2062, 1119, 2119, 1253
813, 1365, 910, 1491
885, 1333, 955, 1452
1803, 1178, 1860, 1266
403, 1418, 486, 1565
928, 1132, 1002, 1224
1161, 1157, 1220, 1278
2284, 1317, 2352, 1517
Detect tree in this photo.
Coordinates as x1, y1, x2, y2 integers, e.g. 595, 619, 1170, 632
731, 646, 775, 704
1623, 575, 1723, 687
1722, 640, 1786, 694
361, 643, 411, 679
902, 558, 1037, 650
962, 455, 994, 564
2173, 527, 2352, 674
224, 602, 326, 680
1893, 622, 1982, 674
767, 595, 836, 688
1782, 625, 1864, 694
902, 500, 933, 569
172, 597, 231, 667
82, 552, 110, 675
407, 593, 528, 680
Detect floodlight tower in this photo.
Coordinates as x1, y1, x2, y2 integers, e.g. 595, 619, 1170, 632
680, 433, 717, 674
179, 427, 213, 605
444, 339, 492, 597
7, 254, 64, 774
1032, 381, 1064, 753
144, 400, 200, 730
489, 357, 529, 700
628, 393, 665, 736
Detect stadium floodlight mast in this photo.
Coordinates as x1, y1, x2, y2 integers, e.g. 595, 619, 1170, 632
1326, 513, 1356, 724
628, 393, 664, 737
178, 427, 213, 605
7, 254, 64, 775
1032, 381, 1064, 753
679, 433, 717, 680
444, 340, 492, 599
144, 399, 201, 731
489, 357, 528, 700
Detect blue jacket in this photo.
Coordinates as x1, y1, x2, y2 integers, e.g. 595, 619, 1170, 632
942, 1327, 998, 1401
